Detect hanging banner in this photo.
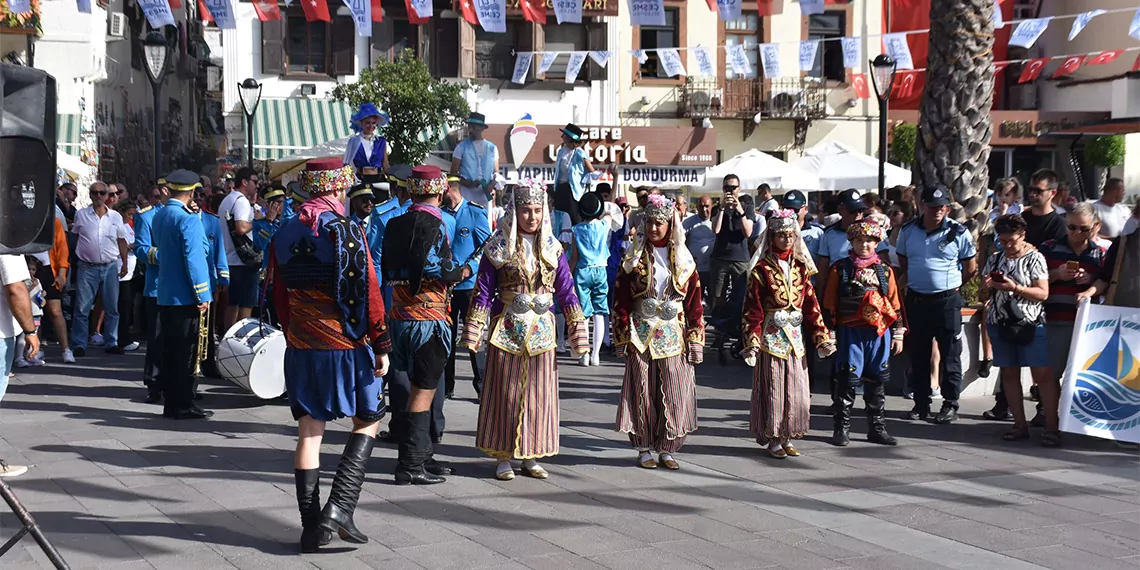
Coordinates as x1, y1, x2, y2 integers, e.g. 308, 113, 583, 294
202, 0, 236, 28
538, 52, 559, 74
629, 0, 665, 26
1131, 9, 1140, 40
139, 0, 176, 28
1069, 10, 1106, 41
553, 0, 582, 23
342, 0, 371, 36
798, 40, 819, 72
658, 48, 686, 77
7, 0, 29, 13
692, 46, 715, 77
882, 33, 914, 70
476, 0, 506, 32
841, 37, 860, 69
512, 53, 533, 84
1058, 303, 1140, 444
588, 50, 612, 68
1009, 17, 1050, 48
253, 0, 283, 20
798, 0, 823, 15
759, 43, 780, 78
631, 49, 649, 64
1087, 50, 1123, 66
1018, 57, 1048, 83
565, 52, 588, 83
850, 73, 869, 99
77, 0, 91, 13
991, 0, 1003, 28
1052, 55, 1083, 78
728, 43, 752, 75
409, 0, 432, 19
716, 0, 741, 21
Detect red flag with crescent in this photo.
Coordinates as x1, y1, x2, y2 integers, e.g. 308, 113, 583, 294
1134, 53, 1140, 72
169, 0, 181, 10
252, 0, 281, 21
757, 0, 778, 16
371, 0, 383, 21
405, 0, 429, 23
1018, 57, 1048, 83
850, 73, 870, 99
1052, 55, 1084, 79
521, 0, 546, 24
890, 71, 917, 100
456, 0, 478, 24
1087, 50, 1124, 66
994, 61, 1010, 74
199, 0, 212, 21
301, 0, 331, 22
704, 0, 715, 10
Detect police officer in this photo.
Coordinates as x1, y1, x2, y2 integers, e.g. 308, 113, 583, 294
151, 170, 215, 420
374, 164, 414, 309
442, 175, 491, 399
781, 190, 823, 255
285, 182, 307, 220
896, 186, 978, 424
133, 179, 169, 404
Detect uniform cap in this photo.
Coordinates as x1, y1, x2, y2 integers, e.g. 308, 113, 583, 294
164, 170, 201, 192
837, 189, 865, 211
921, 185, 951, 206
781, 190, 807, 210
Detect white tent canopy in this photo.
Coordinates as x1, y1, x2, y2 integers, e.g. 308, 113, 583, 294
698, 148, 819, 193
790, 140, 911, 191
269, 136, 452, 181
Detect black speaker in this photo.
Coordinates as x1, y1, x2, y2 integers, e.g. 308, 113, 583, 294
0, 62, 56, 255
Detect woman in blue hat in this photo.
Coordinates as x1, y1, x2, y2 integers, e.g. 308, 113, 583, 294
552, 123, 599, 225
343, 103, 390, 176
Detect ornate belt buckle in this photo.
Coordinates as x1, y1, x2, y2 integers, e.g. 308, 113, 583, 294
788, 311, 803, 327
510, 293, 534, 314
773, 310, 790, 328
531, 293, 553, 313
658, 300, 681, 321
638, 298, 660, 319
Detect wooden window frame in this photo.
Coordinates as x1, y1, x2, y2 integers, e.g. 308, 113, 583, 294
800, 5, 853, 86
631, 1, 687, 87
716, 3, 771, 85
459, 17, 606, 86
284, 12, 333, 78
263, 10, 354, 80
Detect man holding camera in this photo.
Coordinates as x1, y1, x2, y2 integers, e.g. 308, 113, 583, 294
709, 174, 753, 312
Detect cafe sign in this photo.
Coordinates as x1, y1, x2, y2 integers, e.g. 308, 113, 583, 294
482, 124, 717, 168
503, 0, 618, 16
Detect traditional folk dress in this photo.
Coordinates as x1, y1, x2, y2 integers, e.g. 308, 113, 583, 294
742, 210, 834, 456
464, 179, 588, 469
612, 195, 704, 467
343, 103, 389, 177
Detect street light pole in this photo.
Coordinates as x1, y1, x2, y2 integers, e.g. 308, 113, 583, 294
238, 78, 263, 171
142, 32, 170, 180
870, 54, 898, 194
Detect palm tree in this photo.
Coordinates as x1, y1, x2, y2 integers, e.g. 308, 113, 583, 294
916, 0, 995, 239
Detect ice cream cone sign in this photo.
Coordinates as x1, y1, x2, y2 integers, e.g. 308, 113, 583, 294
509, 114, 538, 169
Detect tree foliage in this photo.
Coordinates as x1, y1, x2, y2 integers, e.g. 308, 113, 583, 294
331, 50, 473, 166
891, 122, 917, 166
1083, 135, 1126, 168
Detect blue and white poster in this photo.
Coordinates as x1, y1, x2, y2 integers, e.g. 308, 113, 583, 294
1131, 9, 1140, 40
7, 0, 29, 13
588, 50, 612, 68
798, 0, 824, 16
798, 40, 819, 72
629, 0, 665, 27
565, 52, 588, 83
991, 0, 1003, 29
716, 0, 741, 22
882, 33, 914, 70
759, 43, 781, 78
512, 53, 532, 84
343, 0, 372, 36
841, 37, 860, 69
727, 44, 752, 76
202, 0, 236, 29
692, 46, 715, 78
409, 0, 432, 18
77, 0, 91, 13
1009, 17, 1050, 48
538, 52, 559, 74
475, 0, 506, 33
1059, 302, 1140, 443
139, 0, 176, 28
554, 0, 581, 24
658, 48, 686, 78
1069, 10, 1105, 41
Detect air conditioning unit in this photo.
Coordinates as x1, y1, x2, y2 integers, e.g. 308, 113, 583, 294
687, 88, 722, 117
770, 89, 804, 117
107, 13, 127, 40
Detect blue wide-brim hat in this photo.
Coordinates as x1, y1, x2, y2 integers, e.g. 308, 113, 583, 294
352, 103, 389, 127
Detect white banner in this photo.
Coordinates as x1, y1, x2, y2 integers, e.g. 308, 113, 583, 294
7, 0, 29, 13
1009, 17, 1051, 48
1069, 9, 1105, 41
631, 49, 649, 64
409, 0, 432, 18
728, 43, 752, 75
759, 43, 781, 78
475, 0, 506, 33
717, 0, 742, 21
1131, 9, 1140, 40
538, 52, 559, 74
202, 0, 235, 29
588, 50, 612, 68
799, 0, 824, 15
553, 0, 582, 24
692, 46, 715, 77
882, 33, 914, 70
991, 0, 1003, 29
629, 0, 665, 26
658, 48, 686, 77
841, 37, 861, 69
565, 52, 588, 83
1059, 302, 1140, 443
77, 0, 91, 13
798, 40, 820, 72
343, 0, 372, 36
618, 166, 707, 188
139, 0, 176, 28
511, 53, 533, 84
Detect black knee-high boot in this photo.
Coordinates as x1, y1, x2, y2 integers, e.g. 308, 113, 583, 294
294, 469, 332, 553
319, 433, 376, 544
395, 411, 446, 485
831, 382, 856, 446
865, 380, 898, 446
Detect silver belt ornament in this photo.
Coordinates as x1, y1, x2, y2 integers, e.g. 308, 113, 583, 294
772, 309, 803, 328
636, 298, 682, 321
508, 293, 553, 315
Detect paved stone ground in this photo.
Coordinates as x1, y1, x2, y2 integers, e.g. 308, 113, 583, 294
1, 346, 1138, 570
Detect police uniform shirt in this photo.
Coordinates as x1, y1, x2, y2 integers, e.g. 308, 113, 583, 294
800, 222, 824, 257
443, 198, 491, 291
896, 217, 977, 294
152, 198, 213, 306
814, 222, 888, 263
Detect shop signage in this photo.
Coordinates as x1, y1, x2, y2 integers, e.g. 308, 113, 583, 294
503, 0, 618, 16
482, 124, 717, 168
618, 166, 706, 187
497, 165, 616, 184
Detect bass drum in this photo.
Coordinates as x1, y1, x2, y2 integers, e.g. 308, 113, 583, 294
216, 318, 287, 399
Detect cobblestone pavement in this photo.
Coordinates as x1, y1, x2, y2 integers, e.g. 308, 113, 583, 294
0, 346, 1137, 569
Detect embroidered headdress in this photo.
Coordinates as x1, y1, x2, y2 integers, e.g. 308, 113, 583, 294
622, 193, 696, 292
512, 177, 548, 206
847, 217, 887, 242
406, 165, 447, 196
300, 158, 354, 196
484, 177, 561, 270
748, 208, 818, 276
642, 193, 673, 223
767, 208, 799, 234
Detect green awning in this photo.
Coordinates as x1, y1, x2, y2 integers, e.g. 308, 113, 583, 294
57, 113, 82, 151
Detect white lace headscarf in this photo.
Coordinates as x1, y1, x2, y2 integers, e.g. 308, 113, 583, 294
622, 194, 696, 290
748, 208, 818, 276
484, 178, 561, 269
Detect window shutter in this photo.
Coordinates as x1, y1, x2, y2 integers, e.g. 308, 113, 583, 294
586, 22, 605, 81
261, 20, 286, 76
518, 22, 542, 82
330, 16, 356, 77
459, 19, 476, 79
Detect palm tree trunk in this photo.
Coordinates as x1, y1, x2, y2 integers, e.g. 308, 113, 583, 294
916, 0, 995, 240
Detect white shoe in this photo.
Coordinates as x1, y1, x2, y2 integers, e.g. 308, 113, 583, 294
32, 350, 44, 360
590, 353, 600, 366
123, 342, 140, 352
89, 333, 105, 347
61, 348, 75, 364
15, 357, 43, 368
579, 353, 590, 367
0, 460, 28, 478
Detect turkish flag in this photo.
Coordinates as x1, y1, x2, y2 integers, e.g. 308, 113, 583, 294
252, 0, 281, 21
301, 0, 331, 22
704, 0, 715, 10
406, 0, 429, 23
1018, 57, 1048, 83
757, 0, 780, 16
199, 0, 212, 21
521, 0, 546, 24
456, 0, 478, 24
890, 71, 918, 100
994, 61, 1010, 74
1087, 50, 1124, 66
1052, 55, 1083, 79
371, 0, 383, 21
169, 0, 181, 10
1134, 53, 1140, 72
850, 73, 870, 99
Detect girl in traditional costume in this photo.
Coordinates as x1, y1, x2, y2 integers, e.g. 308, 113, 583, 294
343, 103, 390, 177
742, 209, 836, 458
612, 194, 704, 470
464, 178, 589, 481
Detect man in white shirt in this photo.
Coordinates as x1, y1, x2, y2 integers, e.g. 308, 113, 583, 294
683, 196, 716, 301
755, 183, 779, 217
218, 167, 259, 332
449, 112, 499, 208
70, 182, 129, 356
1092, 178, 1132, 240
0, 254, 38, 477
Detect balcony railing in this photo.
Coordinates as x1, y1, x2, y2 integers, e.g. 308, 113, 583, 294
676, 77, 828, 121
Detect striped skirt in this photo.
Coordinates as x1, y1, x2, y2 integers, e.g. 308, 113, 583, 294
476, 346, 560, 460
616, 350, 697, 453
750, 351, 811, 444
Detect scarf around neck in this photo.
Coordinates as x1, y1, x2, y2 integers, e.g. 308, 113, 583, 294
298, 195, 344, 236
849, 250, 880, 269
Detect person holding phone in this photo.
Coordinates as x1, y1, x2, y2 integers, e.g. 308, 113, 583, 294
709, 174, 753, 313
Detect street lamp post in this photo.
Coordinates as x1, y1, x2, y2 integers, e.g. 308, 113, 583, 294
142, 32, 170, 180
870, 54, 898, 194
238, 78, 263, 170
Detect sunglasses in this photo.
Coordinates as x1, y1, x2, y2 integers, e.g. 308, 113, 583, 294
1026, 187, 1051, 195
723, 185, 739, 191
1067, 224, 1093, 233
92, 191, 108, 196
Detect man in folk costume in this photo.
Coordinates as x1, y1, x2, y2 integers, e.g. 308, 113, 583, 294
381, 165, 460, 485
742, 209, 836, 458
463, 178, 589, 481
343, 103, 390, 177
821, 218, 904, 447
266, 158, 391, 551
612, 194, 704, 470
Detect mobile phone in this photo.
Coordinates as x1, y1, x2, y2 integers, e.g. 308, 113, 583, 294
989, 271, 1006, 283
1066, 260, 1080, 271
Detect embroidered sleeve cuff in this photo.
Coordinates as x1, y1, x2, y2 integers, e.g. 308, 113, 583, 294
568, 319, 589, 354
744, 333, 763, 351
563, 303, 586, 324
686, 326, 705, 345
463, 304, 491, 349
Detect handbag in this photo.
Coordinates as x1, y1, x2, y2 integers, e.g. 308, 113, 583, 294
225, 208, 263, 267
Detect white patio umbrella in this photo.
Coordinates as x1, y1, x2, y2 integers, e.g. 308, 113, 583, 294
697, 148, 819, 194
791, 140, 912, 191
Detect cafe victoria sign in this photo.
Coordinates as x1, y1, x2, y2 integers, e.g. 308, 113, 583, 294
482, 124, 716, 169
503, 0, 619, 15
